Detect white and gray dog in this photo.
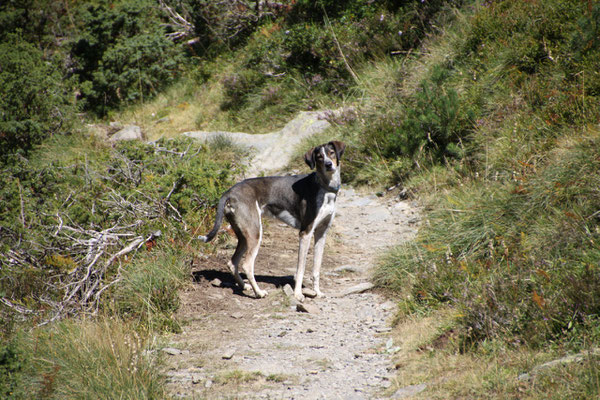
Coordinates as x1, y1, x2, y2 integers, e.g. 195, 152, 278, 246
199, 141, 345, 302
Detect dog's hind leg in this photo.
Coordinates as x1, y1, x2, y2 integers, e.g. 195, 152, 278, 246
227, 235, 251, 291
239, 201, 267, 299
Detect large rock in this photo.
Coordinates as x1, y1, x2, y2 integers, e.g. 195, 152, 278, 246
183, 110, 342, 176
109, 125, 143, 142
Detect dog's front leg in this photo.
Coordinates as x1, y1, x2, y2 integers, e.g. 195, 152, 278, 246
294, 231, 312, 302
312, 223, 330, 298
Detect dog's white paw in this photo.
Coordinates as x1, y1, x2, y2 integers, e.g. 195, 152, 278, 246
242, 283, 252, 291
294, 292, 305, 303
256, 289, 268, 298
315, 290, 325, 298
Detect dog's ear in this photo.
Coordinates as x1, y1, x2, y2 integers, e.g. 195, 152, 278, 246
304, 146, 316, 169
329, 141, 346, 162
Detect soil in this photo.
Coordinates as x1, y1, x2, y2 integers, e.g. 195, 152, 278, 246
163, 125, 421, 399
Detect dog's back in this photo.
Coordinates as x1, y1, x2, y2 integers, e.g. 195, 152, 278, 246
227, 173, 326, 230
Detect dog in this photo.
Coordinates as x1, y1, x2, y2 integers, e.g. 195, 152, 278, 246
199, 141, 345, 302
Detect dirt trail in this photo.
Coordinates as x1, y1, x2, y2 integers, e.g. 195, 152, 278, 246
164, 117, 420, 399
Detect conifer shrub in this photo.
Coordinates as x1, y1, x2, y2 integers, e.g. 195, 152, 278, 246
0, 34, 76, 159
70, 0, 184, 116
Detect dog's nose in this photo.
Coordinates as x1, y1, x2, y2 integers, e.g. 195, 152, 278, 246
325, 161, 333, 169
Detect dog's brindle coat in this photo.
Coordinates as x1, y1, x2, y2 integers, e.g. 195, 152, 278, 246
199, 141, 345, 301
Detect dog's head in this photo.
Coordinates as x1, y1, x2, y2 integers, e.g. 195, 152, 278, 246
304, 141, 346, 172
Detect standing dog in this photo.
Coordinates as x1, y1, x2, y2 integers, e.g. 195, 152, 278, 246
199, 141, 345, 302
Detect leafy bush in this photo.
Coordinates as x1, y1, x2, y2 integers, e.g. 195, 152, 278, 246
70, 0, 184, 115
0, 33, 75, 159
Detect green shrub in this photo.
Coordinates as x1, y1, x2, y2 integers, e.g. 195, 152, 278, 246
0, 33, 75, 159
388, 65, 475, 162
70, 0, 184, 115
0, 338, 29, 400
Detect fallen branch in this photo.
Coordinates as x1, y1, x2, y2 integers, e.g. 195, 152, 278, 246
0, 297, 36, 315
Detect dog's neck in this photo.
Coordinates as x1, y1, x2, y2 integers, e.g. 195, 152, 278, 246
315, 169, 341, 194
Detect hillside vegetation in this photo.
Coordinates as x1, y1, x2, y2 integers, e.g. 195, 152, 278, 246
1, 0, 599, 398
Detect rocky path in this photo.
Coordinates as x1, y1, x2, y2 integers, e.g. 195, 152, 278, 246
163, 187, 419, 399
163, 113, 420, 399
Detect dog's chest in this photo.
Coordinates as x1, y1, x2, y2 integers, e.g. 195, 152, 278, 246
314, 192, 337, 224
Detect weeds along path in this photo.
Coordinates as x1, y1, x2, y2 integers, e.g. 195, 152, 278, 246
164, 114, 420, 399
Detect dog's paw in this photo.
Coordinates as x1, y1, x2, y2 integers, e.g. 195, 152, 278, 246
242, 283, 252, 291
294, 292, 305, 303
256, 289, 268, 298
315, 290, 325, 298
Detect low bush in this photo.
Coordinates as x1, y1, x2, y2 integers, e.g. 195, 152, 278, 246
215, 0, 464, 128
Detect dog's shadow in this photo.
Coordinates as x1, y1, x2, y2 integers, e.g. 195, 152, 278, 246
192, 269, 295, 297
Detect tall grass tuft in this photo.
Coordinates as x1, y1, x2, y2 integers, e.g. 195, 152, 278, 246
110, 248, 189, 333
6, 318, 166, 399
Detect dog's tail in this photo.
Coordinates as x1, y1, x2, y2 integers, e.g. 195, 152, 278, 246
198, 194, 229, 243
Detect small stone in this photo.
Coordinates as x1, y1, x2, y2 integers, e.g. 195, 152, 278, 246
231, 312, 244, 319
386, 338, 394, 350
283, 284, 294, 298
222, 349, 236, 359
109, 124, 142, 142
340, 282, 374, 296
210, 278, 222, 287
375, 327, 392, 333
296, 303, 320, 314
334, 265, 358, 273
204, 379, 213, 388
392, 383, 427, 399
192, 374, 202, 384
302, 288, 318, 298
518, 373, 531, 381
162, 347, 182, 355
